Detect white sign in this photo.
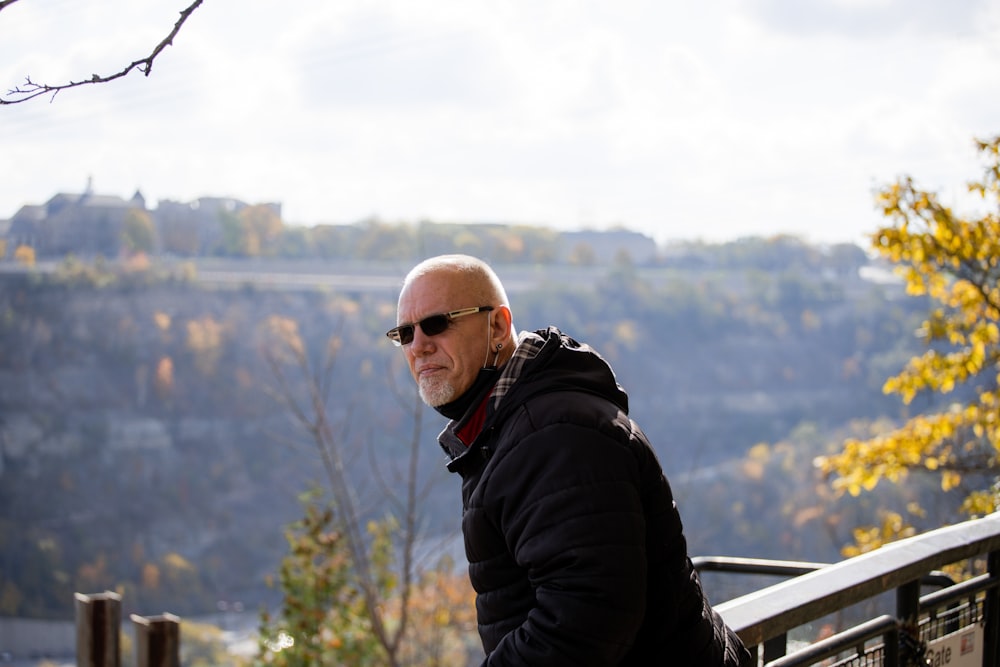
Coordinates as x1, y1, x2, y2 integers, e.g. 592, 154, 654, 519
924, 623, 983, 667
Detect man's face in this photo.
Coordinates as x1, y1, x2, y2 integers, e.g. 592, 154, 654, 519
397, 271, 492, 406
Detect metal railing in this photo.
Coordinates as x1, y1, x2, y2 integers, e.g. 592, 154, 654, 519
709, 512, 1000, 666
72, 513, 1000, 666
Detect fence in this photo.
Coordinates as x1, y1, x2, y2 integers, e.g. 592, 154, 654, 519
710, 512, 1000, 666
75, 592, 180, 667
73, 512, 1000, 666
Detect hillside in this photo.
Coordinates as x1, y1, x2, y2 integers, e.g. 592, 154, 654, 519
0, 246, 930, 619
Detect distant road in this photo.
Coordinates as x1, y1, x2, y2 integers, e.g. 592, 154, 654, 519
193, 268, 404, 292
0, 257, 895, 294
0, 258, 407, 293
185, 258, 566, 293
0, 257, 559, 293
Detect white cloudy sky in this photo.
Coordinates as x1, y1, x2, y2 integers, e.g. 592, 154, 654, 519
2, 0, 999, 246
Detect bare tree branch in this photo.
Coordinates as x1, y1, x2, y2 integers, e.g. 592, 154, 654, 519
1, 0, 204, 105
260, 318, 433, 667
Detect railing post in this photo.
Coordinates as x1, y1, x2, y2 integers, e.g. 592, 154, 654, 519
762, 632, 787, 663
896, 579, 920, 667
984, 550, 1000, 667
131, 613, 181, 667
75, 591, 121, 667
884, 622, 899, 667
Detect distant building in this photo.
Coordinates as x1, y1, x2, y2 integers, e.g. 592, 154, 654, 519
157, 197, 281, 256
156, 196, 237, 256
2, 181, 281, 259
5, 179, 147, 258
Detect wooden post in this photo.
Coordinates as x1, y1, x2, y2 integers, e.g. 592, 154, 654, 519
131, 613, 181, 667
75, 591, 121, 667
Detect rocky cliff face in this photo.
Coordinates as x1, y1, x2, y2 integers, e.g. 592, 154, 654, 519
0, 276, 413, 617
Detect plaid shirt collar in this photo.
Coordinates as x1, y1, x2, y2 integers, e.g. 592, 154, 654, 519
439, 329, 547, 463
490, 329, 546, 412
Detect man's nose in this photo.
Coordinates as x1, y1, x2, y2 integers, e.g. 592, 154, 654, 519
409, 327, 435, 354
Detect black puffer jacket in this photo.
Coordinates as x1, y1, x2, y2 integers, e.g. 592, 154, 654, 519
440, 328, 750, 666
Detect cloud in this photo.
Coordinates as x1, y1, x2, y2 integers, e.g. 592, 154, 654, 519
745, 0, 994, 38
2, 0, 998, 245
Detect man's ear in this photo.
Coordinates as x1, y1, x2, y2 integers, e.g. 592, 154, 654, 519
492, 305, 513, 343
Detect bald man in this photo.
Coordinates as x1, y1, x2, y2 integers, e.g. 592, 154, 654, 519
388, 254, 750, 667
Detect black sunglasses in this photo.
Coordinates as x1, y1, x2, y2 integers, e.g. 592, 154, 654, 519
386, 306, 494, 346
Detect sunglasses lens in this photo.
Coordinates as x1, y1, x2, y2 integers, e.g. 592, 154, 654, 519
397, 325, 415, 346
420, 314, 451, 336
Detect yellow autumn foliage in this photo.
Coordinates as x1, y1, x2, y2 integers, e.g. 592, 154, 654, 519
820, 136, 1000, 520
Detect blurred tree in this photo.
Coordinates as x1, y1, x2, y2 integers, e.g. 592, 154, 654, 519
355, 219, 416, 260
186, 316, 225, 377
159, 211, 201, 256
122, 209, 157, 255
154, 355, 174, 400
486, 227, 525, 262
311, 224, 355, 258
217, 210, 241, 256
518, 226, 560, 264
257, 491, 479, 667
819, 136, 1000, 532
257, 313, 463, 666
256, 490, 386, 666
451, 230, 484, 256
277, 224, 312, 258
397, 559, 478, 666
568, 242, 596, 266
240, 204, 284, 256
14, 244, 35, 266
182, 619, 251, 667
827, 242, 869, 278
